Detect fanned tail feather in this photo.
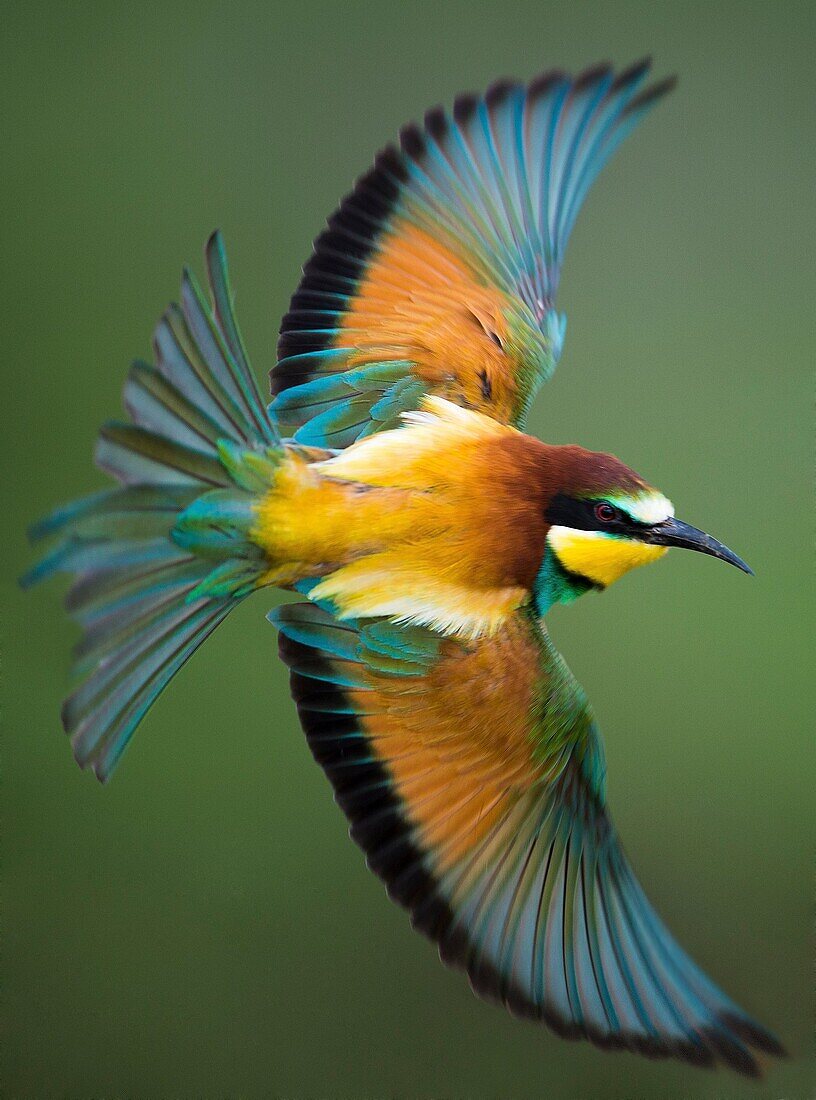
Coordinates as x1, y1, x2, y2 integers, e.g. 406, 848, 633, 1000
23, 233, 279, 780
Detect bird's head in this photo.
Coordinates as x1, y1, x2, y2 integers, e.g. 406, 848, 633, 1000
534, 446, 752, 614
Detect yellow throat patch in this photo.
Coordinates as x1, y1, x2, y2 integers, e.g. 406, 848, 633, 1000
547, 526, 667, 587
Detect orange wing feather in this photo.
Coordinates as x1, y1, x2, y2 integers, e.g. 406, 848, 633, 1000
271, 63, 676, 448
274, 603, 784, 1074
348, 614, 542, 871
339, 219, 522, 420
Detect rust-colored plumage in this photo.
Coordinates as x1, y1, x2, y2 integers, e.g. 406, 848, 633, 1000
349, 615, 542, 872
25, 62, 781, 1077
338, 218, 525, 420
253, 397, 657, 629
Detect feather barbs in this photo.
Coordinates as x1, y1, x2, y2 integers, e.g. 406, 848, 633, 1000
252, 398, 545, 638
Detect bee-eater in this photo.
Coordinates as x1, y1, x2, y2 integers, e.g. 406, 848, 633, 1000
24, 60, 784, 1076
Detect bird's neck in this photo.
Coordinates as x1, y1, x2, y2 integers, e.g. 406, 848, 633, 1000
532, 546, 595, 616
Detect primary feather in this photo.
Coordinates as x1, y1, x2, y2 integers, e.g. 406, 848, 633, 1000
23, 61, 784, 1077
273, 603, 783, 1076
271, 60, 674, 443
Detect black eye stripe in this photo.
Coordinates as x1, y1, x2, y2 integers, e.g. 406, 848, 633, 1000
545, 492, 652, 534
545, 493, 604, 531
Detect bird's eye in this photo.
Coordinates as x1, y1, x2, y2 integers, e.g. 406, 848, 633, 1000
594, 502, 618, 524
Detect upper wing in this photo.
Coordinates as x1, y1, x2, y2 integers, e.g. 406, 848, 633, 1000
272, 601, 783, 1075
270, 61, 674, 447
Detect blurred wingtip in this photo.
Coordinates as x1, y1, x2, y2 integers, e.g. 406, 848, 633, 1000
720, 1012, 788, 1060
205, 227, 225, 259
628, 73, 678, 115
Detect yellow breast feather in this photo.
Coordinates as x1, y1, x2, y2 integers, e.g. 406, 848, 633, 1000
309, 550, 529, 640
251, 399, 534, 636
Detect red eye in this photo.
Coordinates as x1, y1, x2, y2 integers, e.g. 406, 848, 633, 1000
594, 502, 617, 524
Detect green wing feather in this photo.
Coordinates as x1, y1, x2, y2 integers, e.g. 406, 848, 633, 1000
270, 61, 674, 447
273, 601, 783, 1075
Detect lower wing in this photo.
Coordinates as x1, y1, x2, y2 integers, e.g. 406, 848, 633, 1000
273, 601, 783, 1075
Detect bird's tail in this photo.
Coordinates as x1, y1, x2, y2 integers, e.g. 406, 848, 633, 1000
22, 233, 282, 781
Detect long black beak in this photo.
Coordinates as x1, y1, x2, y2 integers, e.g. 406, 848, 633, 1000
643, 517, 754, 575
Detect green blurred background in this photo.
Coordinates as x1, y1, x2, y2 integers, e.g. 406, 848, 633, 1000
2, 2, 813, 1097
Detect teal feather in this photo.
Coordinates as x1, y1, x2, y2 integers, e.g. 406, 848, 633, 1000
62, 553, 193, 621
358, 620, 439, 664
269, 602, 362, 662
67, 602, 233, 780
73, 562, 205, 648
368, 376, 427, 424
289, 576, 340, 617
27, 485, 197, 542
272, 603, 441, 678
25, 537, 186, 586
63, 599, 210, 727
204, 232, 268, 430
171, 489, 265, 560
123, 361, 230, 453
153, 305, 250, 442
96, 422, 230, 487
214, 440, 281, 493
270, 363, 421, 446
344, 362, 414, 390
273, 602, 783, 1074
180, 261, 274, 444
534, 547, 594, 614
72, 573, 207, 675
271, 372, 358, 419
186, 560, 262, 601
272, 62, 674, 450
25, 236, 277, 780
357, 620, 440, 675
354, 648, 426, 678
292, 391, 380, 447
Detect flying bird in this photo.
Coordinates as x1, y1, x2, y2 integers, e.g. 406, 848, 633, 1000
24, 60, 784, 1076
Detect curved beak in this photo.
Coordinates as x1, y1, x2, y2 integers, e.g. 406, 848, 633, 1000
643, 517, 754, 575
